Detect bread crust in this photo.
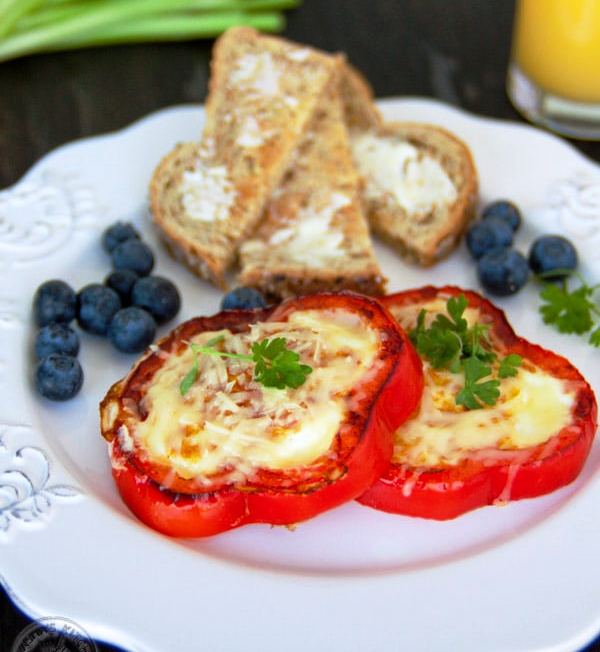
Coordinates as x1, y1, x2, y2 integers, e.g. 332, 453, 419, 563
150, 142, 227, 287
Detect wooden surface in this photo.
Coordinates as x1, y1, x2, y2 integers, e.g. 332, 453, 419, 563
1, 1, 599, 651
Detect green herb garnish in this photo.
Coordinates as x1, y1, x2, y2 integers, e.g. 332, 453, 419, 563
179, 334, 312, 396
409, 294, 522, 410
455, 357, 500, 410
498, 353, 523, 379
538, 271, 600, 346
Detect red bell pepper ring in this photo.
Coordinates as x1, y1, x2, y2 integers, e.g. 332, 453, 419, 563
101, 292, 423, 537
358, 286, 598, 520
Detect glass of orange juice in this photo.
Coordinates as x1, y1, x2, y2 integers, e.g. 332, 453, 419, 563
507, 0, 600, 139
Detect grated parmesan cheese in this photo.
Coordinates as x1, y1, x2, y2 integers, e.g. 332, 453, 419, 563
130, 309, 378, 485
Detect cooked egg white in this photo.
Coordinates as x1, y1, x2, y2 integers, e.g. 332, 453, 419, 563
388, 299, 576, 468
130, 309, 378, 485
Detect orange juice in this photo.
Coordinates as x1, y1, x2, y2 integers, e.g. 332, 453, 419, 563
512, 0, 600, 103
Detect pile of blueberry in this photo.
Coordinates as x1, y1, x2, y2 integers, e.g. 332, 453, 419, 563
466, 200, 578, 295
33, 221, 181, 401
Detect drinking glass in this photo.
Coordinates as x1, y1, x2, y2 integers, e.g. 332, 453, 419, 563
507, 0, 600, 140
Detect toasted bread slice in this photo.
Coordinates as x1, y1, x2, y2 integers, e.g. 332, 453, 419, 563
238, 74, 386, 300
350, 122, 478, 266
340, 62, 382, 130
150, 27, 338, 287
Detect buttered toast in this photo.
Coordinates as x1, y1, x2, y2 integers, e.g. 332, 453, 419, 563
338, 65, 478, 265
350, 122, 478, 266
340, 62, 383, 130
238, 73, 386, 299
150, 27, 338, 287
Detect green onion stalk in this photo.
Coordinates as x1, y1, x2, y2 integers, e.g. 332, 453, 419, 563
0, 0, 300, 62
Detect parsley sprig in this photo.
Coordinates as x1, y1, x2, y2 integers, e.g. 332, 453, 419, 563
179, 334, 312, 396
538, 270, 600, 347
409, 294, 522, 410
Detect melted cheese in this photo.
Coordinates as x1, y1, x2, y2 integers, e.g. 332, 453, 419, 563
351, 133, 457, 214
389, 299, 576, 467
131, 309, 378, 485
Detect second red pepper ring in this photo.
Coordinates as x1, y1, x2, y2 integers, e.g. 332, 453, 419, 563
359, 285, 598, 520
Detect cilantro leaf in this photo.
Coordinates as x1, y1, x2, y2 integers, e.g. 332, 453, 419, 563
430, 296, 468, 336
498, 353, 522, 378
409, 309, 426, 346
590, 327, 600, 348
464, 322, 496, 363
413, 328, 463, 370
252, 338, 312, 389
180, 335, 313, 395
409, 294, 514, 410
456, 357, 500, 410
446, 294, 469, 332
539, 283, 594, 334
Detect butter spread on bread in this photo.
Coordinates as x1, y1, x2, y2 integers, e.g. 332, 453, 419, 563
351, 132, 458, 215
350, 122, 478, 266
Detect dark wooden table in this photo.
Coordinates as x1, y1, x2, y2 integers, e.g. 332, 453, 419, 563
1, 1, 599, 651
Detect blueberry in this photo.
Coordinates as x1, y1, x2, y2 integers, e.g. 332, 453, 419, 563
102, 221, 141, 253
466, 218, 514, 260
77, 284, 121, 335
529, 235, 578, 279
108, 307, 157, 353
481, 200, 522, 232
477, 248, 530, 296
33, 280, 77, 326
131, 276, 181, 324
35, 323, 80, 359
111, 240, 154, 276
221, 287, 267, 310
105, 269, 139, 305
36, 354, 83, 401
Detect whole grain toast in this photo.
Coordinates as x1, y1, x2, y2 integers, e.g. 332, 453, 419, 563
150, 27, 338, 287
340, 64, 478, 266
351, 122, 478, 266
238, 72, 386, 300
340, 62, 383, 130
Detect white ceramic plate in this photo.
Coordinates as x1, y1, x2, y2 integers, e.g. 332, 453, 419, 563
1, 98, 600, 652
